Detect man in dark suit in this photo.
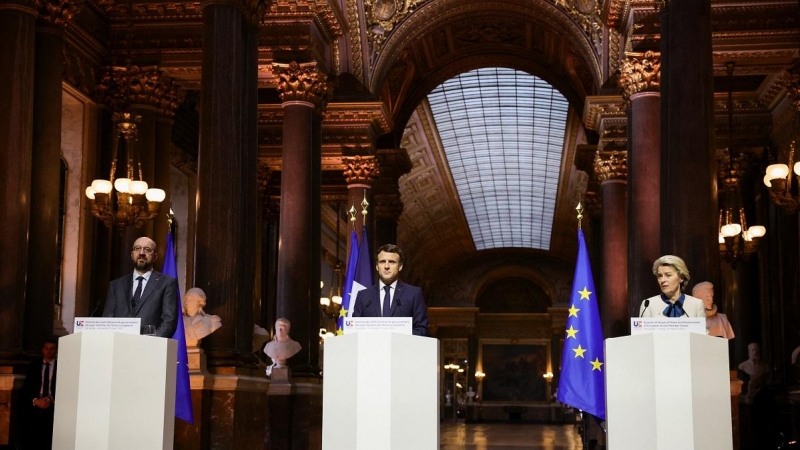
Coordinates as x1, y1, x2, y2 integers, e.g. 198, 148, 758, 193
352, 244, 429, 336
103, 236, 178, 338
21, 338, 58, 449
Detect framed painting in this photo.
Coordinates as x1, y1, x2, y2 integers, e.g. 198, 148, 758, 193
479, 340, 550, 402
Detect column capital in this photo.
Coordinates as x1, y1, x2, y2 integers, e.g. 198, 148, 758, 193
594, 150, 628, 183
342, 155, 380, 186
273, 61, 333, 110
95, 65, 182, 116
783, 60, 800, 112
36, 0, 81, 28
619, 51, 661, 103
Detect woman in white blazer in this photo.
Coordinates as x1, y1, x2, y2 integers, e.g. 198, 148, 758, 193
639, 255, 705, 318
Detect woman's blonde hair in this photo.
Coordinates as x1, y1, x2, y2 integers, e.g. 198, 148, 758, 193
652, 255, 690, 291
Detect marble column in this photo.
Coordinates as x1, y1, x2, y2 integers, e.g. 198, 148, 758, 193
375, 194, 403, 249
196, 0, 259, 368
621, 51, 662, 313
594, 150, 628, 337
660, 0, 719, 284
0, 0, 37, 370
274, 61, 331, 377
25, 0, 77, 352
342, 155, 379, 261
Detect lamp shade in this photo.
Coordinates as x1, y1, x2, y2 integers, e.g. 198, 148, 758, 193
332, 295, 342, 305
763, 174, 772, 188
129, 180, 149, 195
114, 178, 131, 193
720, 223, 742, 237
91, 179, 113, 194
320, 297, 330, 307
766, 164, 790, 181
794, 161, 800, 176
85, 186, 96, 199
748, 225, 766, 238
145, 188, 166, 202
718, 233, 725, 244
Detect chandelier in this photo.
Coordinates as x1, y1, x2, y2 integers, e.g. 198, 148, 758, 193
718, 62, 765, 266
84, 112, 165, 230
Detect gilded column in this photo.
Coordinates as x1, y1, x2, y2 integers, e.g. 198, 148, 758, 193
274, 60, 331, 377
620, 51, 661, 314
342, 155, 380, 259
659, 0, 718, 284
594, 150, 628, 337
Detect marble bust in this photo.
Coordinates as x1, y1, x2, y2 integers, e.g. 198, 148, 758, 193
263, 318, 302, 370
691, 282, 735, 339
738, 343, 769, 402
183, 287, 222, 345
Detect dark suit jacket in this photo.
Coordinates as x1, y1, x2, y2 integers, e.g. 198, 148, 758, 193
352, 281, 430, 336
103, 270, 179, 338
22, 359, 57, 447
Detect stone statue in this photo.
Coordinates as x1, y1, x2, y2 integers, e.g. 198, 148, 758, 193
263, 318, 302, 375
183, 287, 222, 346
692, 282, 734, 339
466, 386, 476, 404
738, 343, 769, 403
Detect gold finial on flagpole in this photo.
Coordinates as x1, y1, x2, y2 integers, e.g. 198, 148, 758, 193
348, 204, 357, 229
361, 189, 369, 220
576, 197, 584, 230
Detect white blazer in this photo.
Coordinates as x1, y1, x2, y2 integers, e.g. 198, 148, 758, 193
638, 294, 705, 318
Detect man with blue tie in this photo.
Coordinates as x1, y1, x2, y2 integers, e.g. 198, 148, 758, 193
22, 339, 58, 449
102, 236, 178, 337
352, 244, 430, 336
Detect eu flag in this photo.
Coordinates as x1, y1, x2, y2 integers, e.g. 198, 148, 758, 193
337, 229, 360, 333
556, 229, 606, 420
164, 232, 194, 423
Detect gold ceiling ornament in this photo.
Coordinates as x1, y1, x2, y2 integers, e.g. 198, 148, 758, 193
84, 112, 165, 231
718, 62, 765, 267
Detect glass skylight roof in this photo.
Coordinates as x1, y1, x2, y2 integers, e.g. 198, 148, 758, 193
427, 67, 568, 250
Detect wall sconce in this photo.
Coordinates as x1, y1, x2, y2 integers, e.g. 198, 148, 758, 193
763, 141, 800, 214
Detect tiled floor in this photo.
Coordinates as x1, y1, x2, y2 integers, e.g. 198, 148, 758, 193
440, 422, 584, 449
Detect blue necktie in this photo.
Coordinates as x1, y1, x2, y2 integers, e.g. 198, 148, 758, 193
383, 286, 392, 317
132, 276, 144, 310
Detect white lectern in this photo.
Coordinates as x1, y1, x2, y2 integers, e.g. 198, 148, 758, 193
322, 333, 439, 450
53, 332, 177, 450
605, 332, 733, 450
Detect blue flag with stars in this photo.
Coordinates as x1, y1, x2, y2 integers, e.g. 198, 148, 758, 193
557, 229, 606, 420
337, 229, 359, 333
164, 231, 194, 423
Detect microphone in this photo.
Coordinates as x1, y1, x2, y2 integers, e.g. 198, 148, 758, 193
674, 301, 689, 317
88, 300, 103, 317
640, 299, 650, 317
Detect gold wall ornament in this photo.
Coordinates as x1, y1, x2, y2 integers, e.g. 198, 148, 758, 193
593, 150, 628, 183
782, 60, 800, 112
619, 51, 661, 104
273, 61, 332, 108
37, 0, 82, 27
342, 155, 380, 185
84, 112, 165, 231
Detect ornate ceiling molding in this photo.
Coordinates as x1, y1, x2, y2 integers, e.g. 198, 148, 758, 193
619, 50, 660, 103
583, 95, 626, 132
594, 150, 628, 183
273, 60, 333, 108
265, 0, 345, 42
342, 155, 379, 185
95, 65, 182, 115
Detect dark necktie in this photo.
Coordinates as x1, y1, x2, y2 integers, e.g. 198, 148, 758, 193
383, 286, 392, 317
132, 276, 144, 310
42, 362, 51, 398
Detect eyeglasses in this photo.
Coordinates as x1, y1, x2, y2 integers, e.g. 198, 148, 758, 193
132, 246, 154, 254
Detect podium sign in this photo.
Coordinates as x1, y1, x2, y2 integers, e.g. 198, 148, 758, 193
74, 317, 141, 334
630, 317, 706, 335
342, 317, 412, 335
